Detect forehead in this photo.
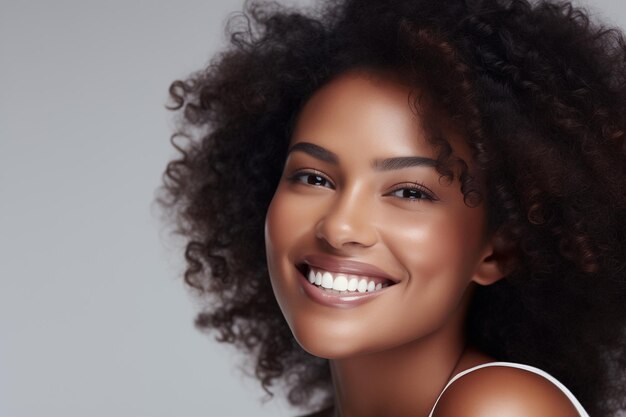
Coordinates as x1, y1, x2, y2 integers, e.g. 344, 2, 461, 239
290, 70, 475, 167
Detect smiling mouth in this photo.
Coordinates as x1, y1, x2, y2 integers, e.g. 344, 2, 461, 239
296, 263, 397, 294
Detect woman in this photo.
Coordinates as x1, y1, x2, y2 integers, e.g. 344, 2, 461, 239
157, 0, 626, 416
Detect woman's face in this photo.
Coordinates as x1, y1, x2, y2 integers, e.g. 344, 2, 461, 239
264, 70, 495, 359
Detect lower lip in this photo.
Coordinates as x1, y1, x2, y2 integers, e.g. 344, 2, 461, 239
297, 269, 394, 308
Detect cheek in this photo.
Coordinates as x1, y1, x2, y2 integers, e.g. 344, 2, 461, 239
265, 187, 296, 285
389, 202, 486, 274
378, 206, 486, 318
264, 187, 340, 355
340, 222, 472, 353
264, 186, 314, 310
264, 190, 295, 324
265, 186, 304, 260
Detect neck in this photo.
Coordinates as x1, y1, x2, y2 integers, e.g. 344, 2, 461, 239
326, 281, 478, 417
329, 327, 467, 417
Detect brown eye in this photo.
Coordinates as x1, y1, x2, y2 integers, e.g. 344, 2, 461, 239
287, 170, 335, 189
305, 174, 329, 187
386, 184, 436, 202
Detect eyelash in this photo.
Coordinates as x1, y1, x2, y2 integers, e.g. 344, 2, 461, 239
388, 182, 437, 202
286, 170, 437, 202
287, 169, 334, 189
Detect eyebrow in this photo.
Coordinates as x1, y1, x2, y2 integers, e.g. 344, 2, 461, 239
286, 141, 438, 171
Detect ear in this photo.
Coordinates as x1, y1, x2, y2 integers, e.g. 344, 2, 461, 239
471, 227, 518, 286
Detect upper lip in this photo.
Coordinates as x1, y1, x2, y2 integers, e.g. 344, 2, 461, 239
299, 254, 400, 283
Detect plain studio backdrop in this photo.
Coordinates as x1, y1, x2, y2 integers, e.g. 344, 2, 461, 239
0, 0, 624, 416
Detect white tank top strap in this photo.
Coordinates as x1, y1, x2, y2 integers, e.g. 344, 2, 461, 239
427, 361, 590, 417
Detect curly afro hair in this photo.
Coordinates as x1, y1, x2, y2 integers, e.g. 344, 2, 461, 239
156, 0, 626, 415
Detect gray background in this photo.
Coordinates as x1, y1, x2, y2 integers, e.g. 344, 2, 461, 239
0, 0, 623, 416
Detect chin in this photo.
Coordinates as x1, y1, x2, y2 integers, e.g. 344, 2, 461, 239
285, 317, 379, 359
295, 337, 358, 360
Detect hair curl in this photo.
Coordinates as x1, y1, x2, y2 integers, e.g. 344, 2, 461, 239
156, 0, 626, 415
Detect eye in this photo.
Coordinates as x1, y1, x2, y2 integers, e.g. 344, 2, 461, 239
386, 183, 436, 202
287, 170, 335, 189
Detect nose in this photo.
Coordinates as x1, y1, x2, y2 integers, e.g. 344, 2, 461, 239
315, 184, 378, 250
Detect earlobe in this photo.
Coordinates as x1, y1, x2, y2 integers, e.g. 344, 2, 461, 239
471, 228, 519, 286
472, 245, 507, 286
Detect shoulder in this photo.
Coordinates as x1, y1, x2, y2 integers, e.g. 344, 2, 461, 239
431, 364, 581, 417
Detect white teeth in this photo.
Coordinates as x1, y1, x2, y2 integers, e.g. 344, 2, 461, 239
306, 267, 393, 294
332, 274, 348, 291
347, 276, 358, 291
321, 272, 334, 289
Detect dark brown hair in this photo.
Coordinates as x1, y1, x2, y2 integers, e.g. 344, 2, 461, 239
156, 0, 626, 415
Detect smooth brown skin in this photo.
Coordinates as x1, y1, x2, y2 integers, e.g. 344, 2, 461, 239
264, 70, 579, 417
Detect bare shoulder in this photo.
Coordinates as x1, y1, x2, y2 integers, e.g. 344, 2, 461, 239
431, 365, 581, 417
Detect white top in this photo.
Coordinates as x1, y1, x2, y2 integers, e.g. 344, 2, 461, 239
427, 361, 591, 417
